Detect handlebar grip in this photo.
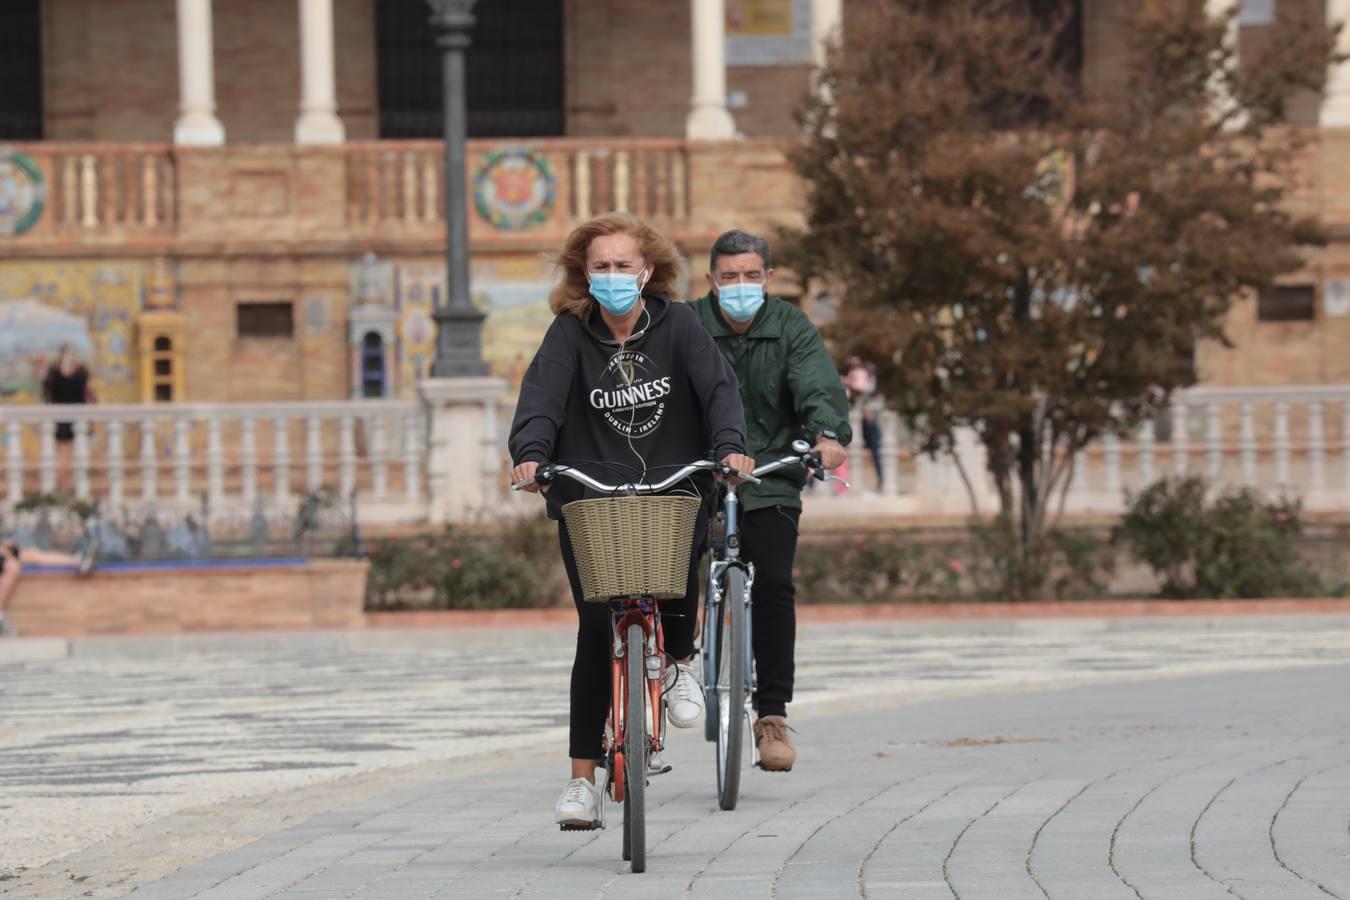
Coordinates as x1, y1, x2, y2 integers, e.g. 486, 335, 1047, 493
511, 465, 554, 491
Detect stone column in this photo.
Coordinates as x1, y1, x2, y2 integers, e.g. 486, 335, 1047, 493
686, 0, 736, 140
420, 377, 508, 522
1205, 0, 1244, 128
1323, 0, 1350, 126
173, 0, 225, 145
809, 0, 842, 69
295, 0, 346, 144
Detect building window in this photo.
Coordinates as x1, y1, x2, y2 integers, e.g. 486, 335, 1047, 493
375, 0, 564, 138
1239, 0, 1275, 25
147, 334, 179, 402
1257, 285, 1316, 322
361, 332, 387, 398
237, 302, 294, 339
0, 0, 42, 139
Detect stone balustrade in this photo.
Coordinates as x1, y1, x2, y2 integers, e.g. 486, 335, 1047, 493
11, 144, 177, 242
8, 138, 791, 257
808, 385, 1350, 517
5, 385, 1350, 528
342, 138, 691, 234
2, 400, 425, 523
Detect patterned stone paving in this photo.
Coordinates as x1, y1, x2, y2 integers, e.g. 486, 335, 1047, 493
2, 616, 1350, 896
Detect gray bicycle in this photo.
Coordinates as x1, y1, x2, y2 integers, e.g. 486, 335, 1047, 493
700, 439, 847, 810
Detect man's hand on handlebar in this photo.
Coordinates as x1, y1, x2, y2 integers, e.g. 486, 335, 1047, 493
721, 453, 756, 485
510, 460, 549, 493
813, 437, 848, 470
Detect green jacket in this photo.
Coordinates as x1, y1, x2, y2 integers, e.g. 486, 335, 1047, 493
690, 292, 852, 512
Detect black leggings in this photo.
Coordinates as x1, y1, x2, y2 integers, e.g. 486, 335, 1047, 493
559, 512, 706, 760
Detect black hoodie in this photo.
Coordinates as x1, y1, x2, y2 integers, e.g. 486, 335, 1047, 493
508, 294, 748, 517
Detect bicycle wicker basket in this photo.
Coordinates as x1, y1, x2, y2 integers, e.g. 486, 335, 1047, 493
561, 494, 701, 602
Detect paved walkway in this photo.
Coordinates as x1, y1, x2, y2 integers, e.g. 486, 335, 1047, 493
3, 617, 1350, 897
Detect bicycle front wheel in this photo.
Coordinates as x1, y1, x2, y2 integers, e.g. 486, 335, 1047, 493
702, 563, 720, 744
715, 566, 749, 810
624, 622, 647, 873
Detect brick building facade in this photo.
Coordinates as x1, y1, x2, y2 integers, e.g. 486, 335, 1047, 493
2, 0, 1350, 412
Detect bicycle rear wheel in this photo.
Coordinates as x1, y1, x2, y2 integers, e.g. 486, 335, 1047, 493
624, 622, 647, 872
715, 566, 749, 810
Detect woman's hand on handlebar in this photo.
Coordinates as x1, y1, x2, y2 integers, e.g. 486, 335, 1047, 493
721, 453, 756, 485
511, 460, 549, 493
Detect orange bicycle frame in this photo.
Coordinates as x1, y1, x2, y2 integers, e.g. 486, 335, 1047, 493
608, 598, 666, 804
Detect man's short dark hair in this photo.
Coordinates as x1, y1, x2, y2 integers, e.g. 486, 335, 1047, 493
709, 229, 772, 272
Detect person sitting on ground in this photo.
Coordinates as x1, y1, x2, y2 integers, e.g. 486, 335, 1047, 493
0, 539, 96, 638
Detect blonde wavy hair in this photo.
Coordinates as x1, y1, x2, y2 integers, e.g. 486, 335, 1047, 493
549, 213, 684, 318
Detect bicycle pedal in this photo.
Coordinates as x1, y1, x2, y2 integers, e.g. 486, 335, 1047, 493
559, 820, 604, 831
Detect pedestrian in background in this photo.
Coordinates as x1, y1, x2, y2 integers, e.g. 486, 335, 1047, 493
42, 346, 96, 492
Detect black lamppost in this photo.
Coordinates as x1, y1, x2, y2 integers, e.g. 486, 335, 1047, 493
426, 0, 487, 377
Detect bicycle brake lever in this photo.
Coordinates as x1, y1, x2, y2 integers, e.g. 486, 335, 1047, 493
718, 462, 762, 485
511, 466, 555, 491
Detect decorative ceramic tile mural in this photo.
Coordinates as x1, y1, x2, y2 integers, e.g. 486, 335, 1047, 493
0, 262, 142, 404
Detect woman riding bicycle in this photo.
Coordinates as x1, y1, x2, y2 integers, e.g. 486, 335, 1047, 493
508, 212, 754, 828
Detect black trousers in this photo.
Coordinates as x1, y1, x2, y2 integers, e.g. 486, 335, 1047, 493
740, 505, 801, 719
559, 513, 705, 760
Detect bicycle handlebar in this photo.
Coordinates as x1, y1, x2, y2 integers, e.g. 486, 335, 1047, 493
752, 440, 850, 487
511, 458, 761, 494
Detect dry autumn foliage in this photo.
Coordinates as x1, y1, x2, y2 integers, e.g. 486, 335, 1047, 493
787, 0, 1339, 598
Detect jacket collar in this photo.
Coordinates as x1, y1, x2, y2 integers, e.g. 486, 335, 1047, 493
700, 291, 783, 339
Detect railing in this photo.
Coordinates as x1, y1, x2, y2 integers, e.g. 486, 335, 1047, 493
813, 385, 1350, 516
342, 138, 690, 230
1, 400, 426, 523
8, 388, 1349, 526
14, 143, 177, 237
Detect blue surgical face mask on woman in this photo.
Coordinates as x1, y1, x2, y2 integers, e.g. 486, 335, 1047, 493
717, 281, 765, 322
588, 269, 648, 316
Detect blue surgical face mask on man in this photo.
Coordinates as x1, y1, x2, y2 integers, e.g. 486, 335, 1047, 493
717, 281, 765, 322
589, 269, 647, 316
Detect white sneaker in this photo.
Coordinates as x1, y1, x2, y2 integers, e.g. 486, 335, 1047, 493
554, 768, 607, 828
662, 662, 705, 728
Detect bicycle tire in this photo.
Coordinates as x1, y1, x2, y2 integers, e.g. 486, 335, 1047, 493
702, 566, 720, 744
624, 621, 647, 873
716, 566, 749, 810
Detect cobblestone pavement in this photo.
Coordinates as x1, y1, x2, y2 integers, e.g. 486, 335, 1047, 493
2, 616, 1350, 897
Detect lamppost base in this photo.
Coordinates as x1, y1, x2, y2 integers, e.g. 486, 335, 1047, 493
418, 375, 508, 522
430, 308, 490, 378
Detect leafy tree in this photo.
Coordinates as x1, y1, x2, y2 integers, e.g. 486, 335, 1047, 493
787, 0, 1338, 599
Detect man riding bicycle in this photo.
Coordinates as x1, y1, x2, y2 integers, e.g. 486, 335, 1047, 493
690, 229, 852, 772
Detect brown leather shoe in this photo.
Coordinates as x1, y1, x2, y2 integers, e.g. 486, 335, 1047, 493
754, 716, 796, 771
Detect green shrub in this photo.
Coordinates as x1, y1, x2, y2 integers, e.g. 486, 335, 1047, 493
365, 514, 568, 610
1118, 476, 1329, 599
968, 515, 1114, 602
793, 533, 963, 603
